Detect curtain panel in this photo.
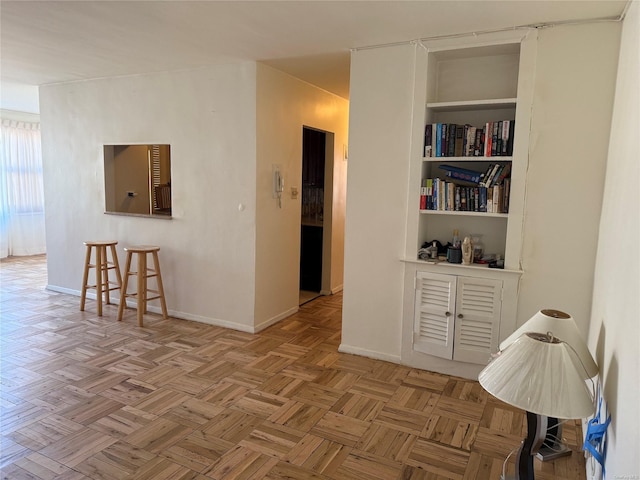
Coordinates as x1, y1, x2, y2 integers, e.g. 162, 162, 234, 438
0, 119, 46, 258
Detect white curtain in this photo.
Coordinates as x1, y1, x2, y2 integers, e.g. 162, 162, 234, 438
0, 119, 46, 258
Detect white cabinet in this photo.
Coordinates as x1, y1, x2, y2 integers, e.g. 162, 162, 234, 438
413, 272, 501, 365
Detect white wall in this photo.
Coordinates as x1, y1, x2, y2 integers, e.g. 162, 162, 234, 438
342, 23, 621, 362
254, 63, 349, 329
517, 22, 621, 331
342, 43, 416, 362
588, 2, 639, 475
40, 64, 259, 330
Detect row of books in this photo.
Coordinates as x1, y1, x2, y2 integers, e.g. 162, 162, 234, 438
440, 162, 511, 187
420, 178, 510, 214
423, 121, 515, 158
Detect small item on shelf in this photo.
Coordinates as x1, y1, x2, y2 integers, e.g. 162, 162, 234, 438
418, 240, 444, 261
447, 246, 462, 264
471, 234, 484, 262
452, 229, 460, 247
462, 237, 473, 265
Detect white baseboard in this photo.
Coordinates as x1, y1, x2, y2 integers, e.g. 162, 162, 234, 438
47, 284, 80, 296
45, 284, 295, 334
338, 343, 402, 364
253, 306, 299, 333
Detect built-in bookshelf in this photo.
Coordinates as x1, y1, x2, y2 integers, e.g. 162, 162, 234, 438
400, 30, 537, 378
411, 39, 528, 268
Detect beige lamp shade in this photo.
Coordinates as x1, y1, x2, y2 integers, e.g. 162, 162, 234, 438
500, 309, 598, 378
479, 332, 595, 419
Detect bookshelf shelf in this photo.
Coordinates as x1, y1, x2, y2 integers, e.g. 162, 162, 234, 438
426, 98, 517, 112
419, 210, 508, 219
423, 156, 513, 163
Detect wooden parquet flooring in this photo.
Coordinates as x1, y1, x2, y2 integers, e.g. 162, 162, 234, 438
0, 255, 586, 479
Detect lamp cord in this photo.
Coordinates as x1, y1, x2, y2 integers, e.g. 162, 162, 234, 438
502, 443, 521, 479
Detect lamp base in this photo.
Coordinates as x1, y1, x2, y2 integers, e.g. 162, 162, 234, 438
535, 443, 572, 461
536, 417, 572, 462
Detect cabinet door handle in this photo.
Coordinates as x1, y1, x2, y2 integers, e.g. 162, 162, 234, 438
458, 313, 464, 319
445, 311, 451, 317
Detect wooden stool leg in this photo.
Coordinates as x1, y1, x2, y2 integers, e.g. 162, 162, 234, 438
110, 244, 123, 291
101, 246, 111, 306
137, 252, 145, 327
152, 251, 168, 319
80, 245, 91, 311
117, 251, 132, 322
95, 245, 103, 316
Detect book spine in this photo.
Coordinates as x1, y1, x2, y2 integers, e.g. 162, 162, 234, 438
507, 120, 516, 156
446, 124, 456, 157
501, 120, 509, 156
490, 164, 504, 187
487, 187, 494, 213
435, 124, 442, 157
485, 163, 500, 187
426, 178, 433, 210
496, 163, 511, 184
454, 124, 464, 157
503, 178, 510, 213
484, 122, 492, 157
424, 124, 433, 158
491, 122, 499, 156
479, 187, 487, 212
420, 179, 427, 210
441, 124, 448, 157
494, 185, 503, 213
469, 126, 477, 157
480, 163, 493, 187
449, 182, 455, 211
492, 185, 501, 213
474, 128, 483, 157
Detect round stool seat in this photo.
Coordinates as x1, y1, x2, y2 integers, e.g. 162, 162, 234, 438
124, 245, 160, 253
80, 240, 122, 316
84, 240, 118, 247
117, 245, 168, 326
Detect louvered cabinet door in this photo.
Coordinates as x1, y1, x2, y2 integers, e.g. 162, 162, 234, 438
452, 277, 502, 365
413, 272, 456, 360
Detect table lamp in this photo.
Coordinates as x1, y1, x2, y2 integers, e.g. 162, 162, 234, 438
499, 309, 598, 461
479, 329, 595, 480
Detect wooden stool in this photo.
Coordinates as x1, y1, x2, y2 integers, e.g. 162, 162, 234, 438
117, 245, 168, 327
80, 240, 122, 316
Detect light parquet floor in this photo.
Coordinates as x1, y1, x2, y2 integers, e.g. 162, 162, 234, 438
0, 255, 586, 480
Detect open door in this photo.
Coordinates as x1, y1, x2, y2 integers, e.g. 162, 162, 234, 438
300, 126, 333, 305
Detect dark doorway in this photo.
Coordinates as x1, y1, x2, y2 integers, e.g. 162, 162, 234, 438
299, 127, 326, 302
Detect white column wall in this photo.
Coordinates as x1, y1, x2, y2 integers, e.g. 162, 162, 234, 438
40, 63, 259, 330
588, 2, 639, 475
516, 22, 621, 331
341, 43, 416, 362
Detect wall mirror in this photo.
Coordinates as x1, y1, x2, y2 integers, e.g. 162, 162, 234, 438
104, 144, 171, 217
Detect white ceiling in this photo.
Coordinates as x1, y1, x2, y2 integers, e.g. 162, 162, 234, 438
0, 1, 627, 100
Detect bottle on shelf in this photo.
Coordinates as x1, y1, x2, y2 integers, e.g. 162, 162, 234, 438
471, 234, 484, 263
